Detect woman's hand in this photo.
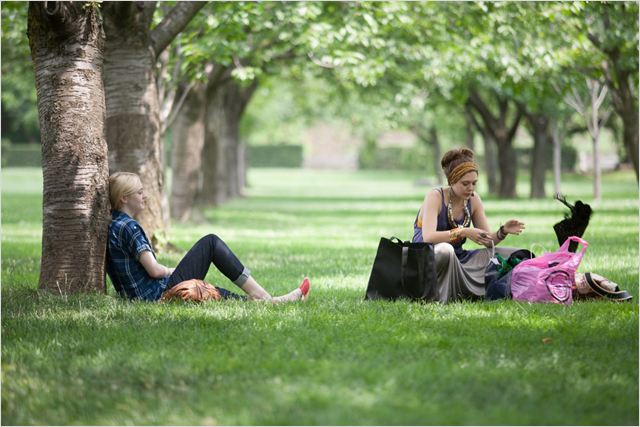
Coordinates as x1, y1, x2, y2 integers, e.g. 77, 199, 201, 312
464, 228, 494, 246
503, 219, 525, 235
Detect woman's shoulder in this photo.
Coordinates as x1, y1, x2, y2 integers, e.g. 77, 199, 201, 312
111, 211, 142, 235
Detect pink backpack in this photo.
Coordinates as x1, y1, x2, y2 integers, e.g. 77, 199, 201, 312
511, 236, 588, 305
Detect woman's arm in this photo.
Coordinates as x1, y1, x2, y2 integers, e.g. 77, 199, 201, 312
421, 190, 453, 244
420, 190, 491, 245
471, 193, 525, 246
139, 251, 174, 279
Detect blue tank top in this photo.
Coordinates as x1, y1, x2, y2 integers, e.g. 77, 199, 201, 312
412, 188, 477, 262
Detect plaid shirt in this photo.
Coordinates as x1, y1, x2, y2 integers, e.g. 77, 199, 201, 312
106, 211, 168, 301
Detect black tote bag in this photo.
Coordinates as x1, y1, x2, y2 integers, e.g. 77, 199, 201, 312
364, 237, 437, 302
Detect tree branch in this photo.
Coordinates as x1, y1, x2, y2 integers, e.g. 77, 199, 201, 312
150, 1, 206, 59
507, 104, 524, 142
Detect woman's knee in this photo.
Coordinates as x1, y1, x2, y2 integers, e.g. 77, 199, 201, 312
204, 233, 220, 248
435, 243, 456, 257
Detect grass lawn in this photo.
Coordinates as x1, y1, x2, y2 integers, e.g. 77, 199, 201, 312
2, 167, 638, 425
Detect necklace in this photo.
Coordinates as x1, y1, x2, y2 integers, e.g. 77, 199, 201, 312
447, 188, 470, 229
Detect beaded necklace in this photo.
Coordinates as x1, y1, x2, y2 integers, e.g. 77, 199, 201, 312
447, 188, 471, 229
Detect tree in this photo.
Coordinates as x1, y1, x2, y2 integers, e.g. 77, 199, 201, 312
581, 2, 639, 181
563, 78, 612, 201
27, 1, 110, 293
1, 3, 39, 144
102, 1, 204, 244
166, 2, 326, 213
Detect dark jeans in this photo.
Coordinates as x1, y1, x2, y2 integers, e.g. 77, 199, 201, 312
167, 234, 248, 300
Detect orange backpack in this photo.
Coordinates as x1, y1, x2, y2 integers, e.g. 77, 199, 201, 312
160, 279, 221, 303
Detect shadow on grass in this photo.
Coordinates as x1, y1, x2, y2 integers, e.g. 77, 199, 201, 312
1, 287, 638, 425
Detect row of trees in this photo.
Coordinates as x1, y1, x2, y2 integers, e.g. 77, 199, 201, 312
1, 1, 637, 293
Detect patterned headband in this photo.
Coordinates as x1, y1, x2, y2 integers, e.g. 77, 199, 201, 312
447, 161, 479, 185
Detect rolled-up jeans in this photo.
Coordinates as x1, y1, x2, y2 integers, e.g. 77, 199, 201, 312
166, 234, 250, 300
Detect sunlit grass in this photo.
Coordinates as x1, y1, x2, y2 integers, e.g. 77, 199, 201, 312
1, 167, 638, 425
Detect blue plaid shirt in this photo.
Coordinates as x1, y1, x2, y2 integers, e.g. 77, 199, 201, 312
106, 211, 169, 301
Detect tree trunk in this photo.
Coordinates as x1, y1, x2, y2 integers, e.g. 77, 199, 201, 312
28, 2, 110, 294
103, 2, 166, 244
592, 134, 602, 201
480, 130, 498, 195
429, 126, 444, 185
198, 78, 257, 205
102, 2, 204, 244
463, 109, 476, 151
612, 75, 639, 180
526, 112, 551, 199
170, 84, 205, 221
465, 102, 498, 195
495, 137, 518, 198
551, 119, 563, 196
467, 91, 522, 198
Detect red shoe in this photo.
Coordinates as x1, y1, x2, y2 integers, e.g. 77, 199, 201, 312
299, 277, 310, 300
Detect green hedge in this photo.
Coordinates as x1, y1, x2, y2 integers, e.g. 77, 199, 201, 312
248, 144, 303, 168
2, 142, 42, 167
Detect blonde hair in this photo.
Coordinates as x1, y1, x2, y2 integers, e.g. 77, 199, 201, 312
109, 172, 142, 211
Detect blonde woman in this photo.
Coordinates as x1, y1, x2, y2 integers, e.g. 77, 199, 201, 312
107, 172, 310, 302
412, 148, 525, 302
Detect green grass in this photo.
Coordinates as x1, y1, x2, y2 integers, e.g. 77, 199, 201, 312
2, 167, 638, 425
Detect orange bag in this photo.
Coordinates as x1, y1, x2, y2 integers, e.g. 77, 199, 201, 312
160, 279, 221, 303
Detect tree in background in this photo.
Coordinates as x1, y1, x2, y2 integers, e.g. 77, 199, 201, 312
167, 2, 326, 218
27, 1, 110, 293
1, 3, 39, 145
580, 2, 639, 181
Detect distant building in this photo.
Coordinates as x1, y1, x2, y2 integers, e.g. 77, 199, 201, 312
303, 122, 362, 170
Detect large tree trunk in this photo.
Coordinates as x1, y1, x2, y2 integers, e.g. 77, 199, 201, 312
28, 2, 110, 294
467, 91, 522, 198
611, 73, 639, 180
170, 84, 205, 221
103, 2, 165, 244
102, 2, 204, 243
525, 112, 551, 199
198, 78, 257, 205
465, 102, 498, 195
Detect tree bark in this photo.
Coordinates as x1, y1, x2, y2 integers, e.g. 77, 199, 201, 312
467, 91, 522, 198
429, 126, 444, 186
588, 9, 639, 181
102, 2, 204, 244
170, 83, 205, 221
465, 102, 498, 195
525, 112, 551, 199
551, 118, 564, 196
28, 2, 110, 294
609, 70, 639, 180
198, 77, 257, 205
463, 109, 476, 152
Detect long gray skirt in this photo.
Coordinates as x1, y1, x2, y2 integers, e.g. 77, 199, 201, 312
433, 243, 519, 303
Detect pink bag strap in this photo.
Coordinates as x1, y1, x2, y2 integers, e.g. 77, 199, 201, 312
559, 236, 588, 265
559, 236, 588, 253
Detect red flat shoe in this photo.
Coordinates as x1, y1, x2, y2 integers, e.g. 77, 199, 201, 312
299, 277, 310, 300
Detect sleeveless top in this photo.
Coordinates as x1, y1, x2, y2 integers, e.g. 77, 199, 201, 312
412, 188, 478, 263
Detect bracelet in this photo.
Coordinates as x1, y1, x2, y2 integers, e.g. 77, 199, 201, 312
497, 225, 507, 240
449, 228, 461, 242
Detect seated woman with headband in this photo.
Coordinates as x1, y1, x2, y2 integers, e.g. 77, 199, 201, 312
412, 147, 525, 302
